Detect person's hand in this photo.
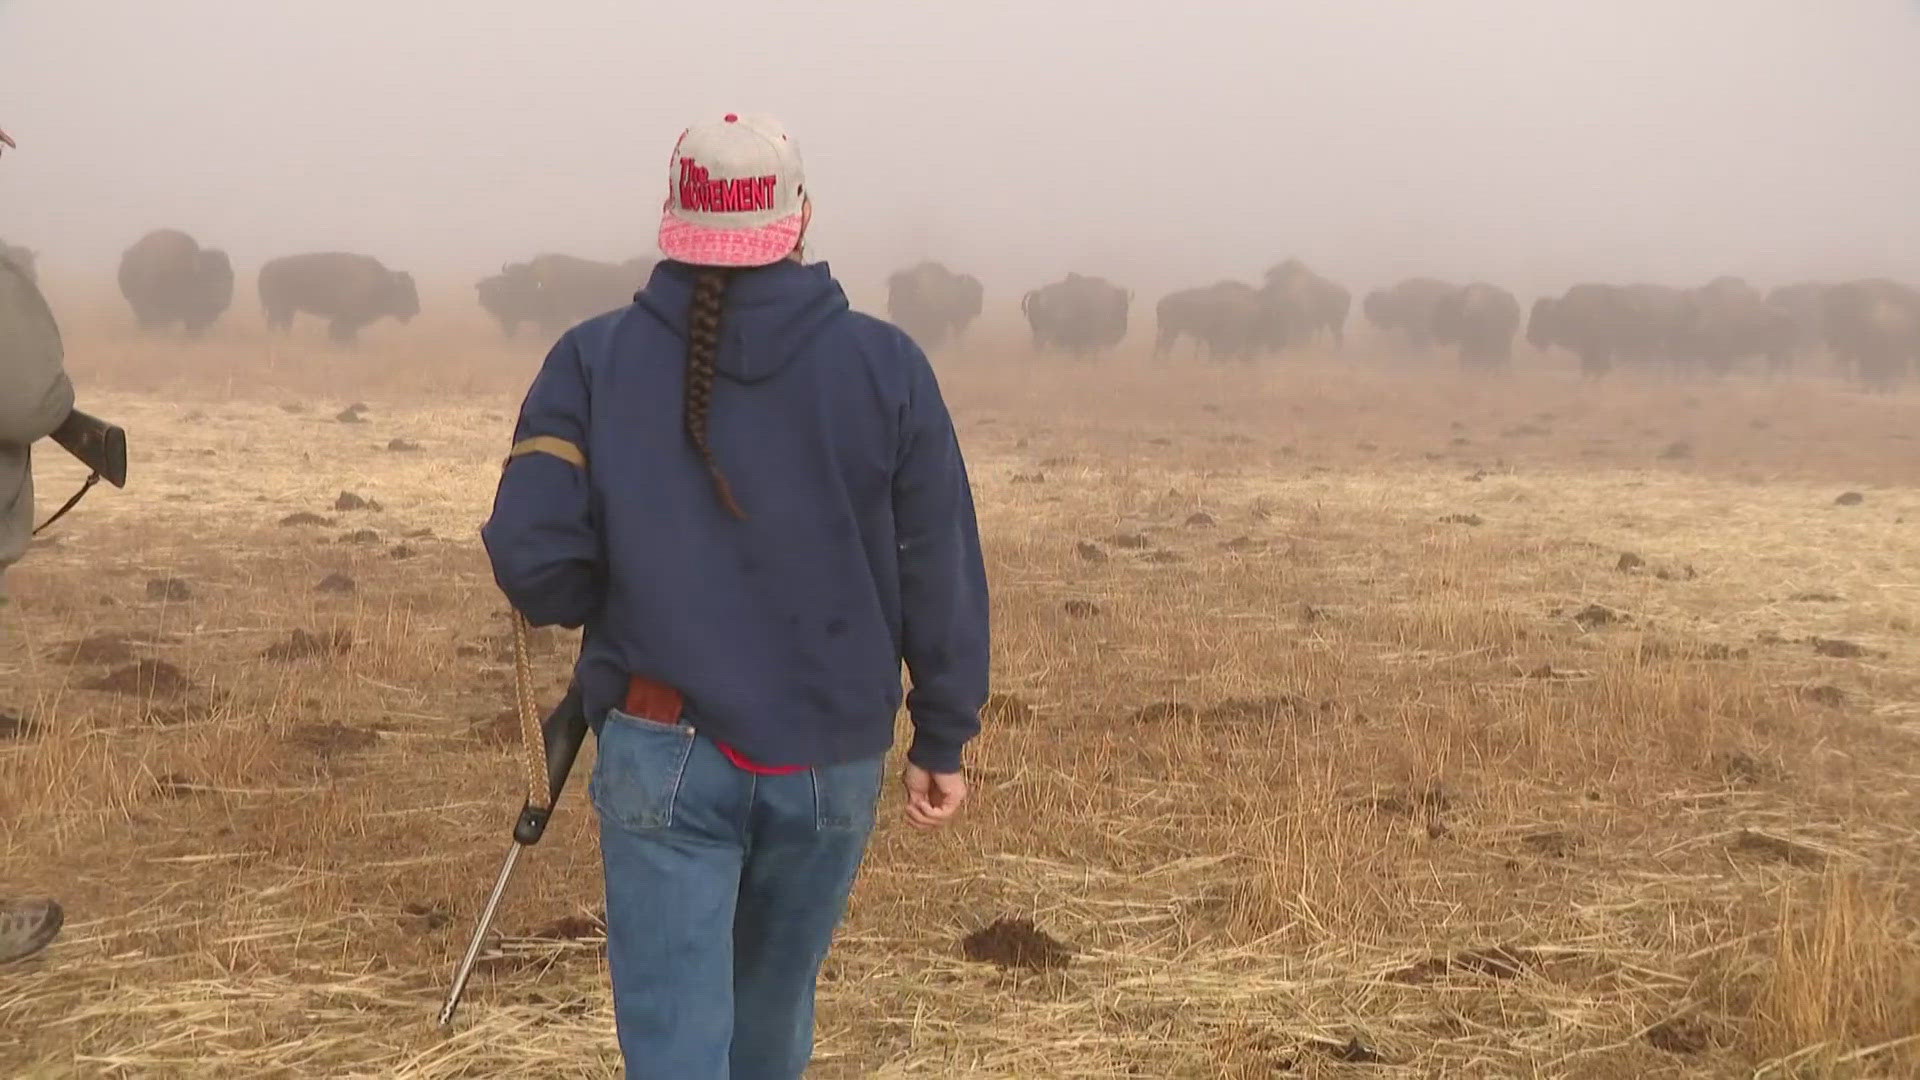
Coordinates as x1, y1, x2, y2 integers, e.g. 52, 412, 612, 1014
0, 128, 15, 155
901, 764, 967, 829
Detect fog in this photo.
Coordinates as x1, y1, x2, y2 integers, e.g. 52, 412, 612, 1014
4, 0, 1918, 305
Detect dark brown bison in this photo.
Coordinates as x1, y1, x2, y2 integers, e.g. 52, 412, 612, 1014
1154, 281, 1273, 361
1821, 279, 1920, 392
1363, 278, 1459, 353
259, 252, 419, 344
116, 229, 233, 333
1764, 282, 1832, 368
885, 261, 983, 352
1672, 277, 1797, 376
0, 239, 33, 284
1262, 259, 1348, 351
476, 254, 653, 338
1022, 273, 1129, 357
1431, 282, 1521, 369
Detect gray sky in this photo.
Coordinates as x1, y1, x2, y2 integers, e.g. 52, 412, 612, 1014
3, 0, 1917, 304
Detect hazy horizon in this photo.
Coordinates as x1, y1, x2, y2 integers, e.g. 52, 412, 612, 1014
4, 0, 1918, 309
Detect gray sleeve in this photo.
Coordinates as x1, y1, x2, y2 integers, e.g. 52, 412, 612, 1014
0, 261, 74, 447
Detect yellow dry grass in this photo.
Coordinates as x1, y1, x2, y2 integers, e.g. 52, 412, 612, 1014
4, 298, 1919, 1077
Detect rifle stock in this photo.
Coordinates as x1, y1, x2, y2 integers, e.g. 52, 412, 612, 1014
49, 409, 127, 488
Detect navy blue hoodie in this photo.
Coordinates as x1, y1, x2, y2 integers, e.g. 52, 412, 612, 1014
481, 259, 989, 774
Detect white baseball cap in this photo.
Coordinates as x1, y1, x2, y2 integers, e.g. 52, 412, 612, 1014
658, 113, 806, 268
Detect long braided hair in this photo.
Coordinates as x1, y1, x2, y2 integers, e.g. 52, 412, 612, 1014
685, 267, 746, 519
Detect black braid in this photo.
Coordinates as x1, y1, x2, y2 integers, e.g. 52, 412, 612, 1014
685, 267, 745, 519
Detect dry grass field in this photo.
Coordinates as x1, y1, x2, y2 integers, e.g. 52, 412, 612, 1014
4, 290, 1919, 1077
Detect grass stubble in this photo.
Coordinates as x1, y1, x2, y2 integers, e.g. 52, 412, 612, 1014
2, 291, 1918, 1077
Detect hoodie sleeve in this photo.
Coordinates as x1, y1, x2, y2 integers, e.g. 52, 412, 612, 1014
480, 332, 601, 629
892, 335, 990, 774
0, 262, 74, 448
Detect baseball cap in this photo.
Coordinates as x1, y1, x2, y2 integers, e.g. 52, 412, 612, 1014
658, 113, 806, 268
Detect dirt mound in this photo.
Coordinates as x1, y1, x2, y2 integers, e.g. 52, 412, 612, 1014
1106, 532, 1150, 550
0, 711, 44, 741
386, 438, 421, 452
1730, 829, 1827, 868
1644, 1017, 1713, 1055
1062, 598, 1101, 618
338, 529, 381, 545
1810, 636, 1879, 659
335, 404, 367, 424
1834, 491, 1864, 506
1184, 512, 1215, 527
1388, 944, 1539, 984
960, 917, 1073, 971
334, 491, 382, 512
1129, 701, 1197, 723
1439, 513, 1483, 526
389, 544, 418, 560
1199, 696, 1307, 724
145, 577, 193, 602
398, 901, 450, 932
470, 709, 519, 746
1009, 472, 1045, 484
1571, 603, 1627, 629
1616, 552, 1646, 572
83, 660, 192, 697
262, 628, 354, 661
278, 511, 334, 527
1075, 541, 1108, 563
534, 912, 607, 940
982, 693, 1034, 726
316, 572, 356, 594
287, 722, 379, 757
51, 633, 142, 666
1800, 684, 1846, 709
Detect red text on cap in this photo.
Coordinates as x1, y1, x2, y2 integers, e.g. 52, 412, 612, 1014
678, 158, 777, 213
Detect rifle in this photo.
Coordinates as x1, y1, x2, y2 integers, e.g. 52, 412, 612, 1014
34, 408, 127, 535
437, 612, 592, 1027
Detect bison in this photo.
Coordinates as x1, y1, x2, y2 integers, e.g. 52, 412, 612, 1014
259, 252, 419, 344
1431, 283, 1521, 369
1154, 281, 1273, 361
1821, 279, 1919, 392
1262, 259, 1349, 352
1022, 273, 1129, 358
885, 261, 983, 352
1364, 277, 1460, 354
1764, 282, 1832, 370
1672, 277, 1796, 377
116, 229, 234, 333
476, 253, 653, 338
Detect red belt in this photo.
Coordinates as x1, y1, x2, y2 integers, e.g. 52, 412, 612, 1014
624, 675, 806, 776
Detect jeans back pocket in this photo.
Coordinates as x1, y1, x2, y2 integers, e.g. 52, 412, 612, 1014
590, 708, 697, 832
812, 755, 886, 833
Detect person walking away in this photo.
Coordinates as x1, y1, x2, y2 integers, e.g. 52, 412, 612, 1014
0, 138, 74, 961
481, 112, 991, 1078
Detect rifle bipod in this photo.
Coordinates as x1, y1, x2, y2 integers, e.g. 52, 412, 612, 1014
437, 612, 590, 1028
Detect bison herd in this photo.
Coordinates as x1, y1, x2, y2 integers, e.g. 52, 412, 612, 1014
1, 228, 1915, 391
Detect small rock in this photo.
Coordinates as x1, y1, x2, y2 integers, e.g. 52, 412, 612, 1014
1834, 491, 1864, 506
145, 577, 193, 602
316, 572, 356, 594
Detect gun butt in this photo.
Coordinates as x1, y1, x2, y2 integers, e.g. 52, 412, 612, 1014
49, 409, 127, 488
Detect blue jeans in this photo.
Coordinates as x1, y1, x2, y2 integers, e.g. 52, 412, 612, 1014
589, 708, 885, 1080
